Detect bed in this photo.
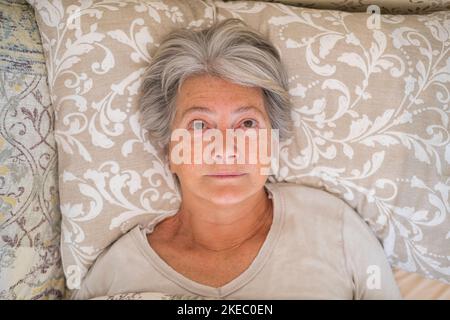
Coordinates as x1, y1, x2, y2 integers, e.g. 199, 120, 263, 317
1, 0, 449, 300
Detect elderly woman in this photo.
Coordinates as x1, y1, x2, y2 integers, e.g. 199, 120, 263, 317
72, 19, 401, 300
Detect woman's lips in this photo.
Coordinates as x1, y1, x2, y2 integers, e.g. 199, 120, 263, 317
206, 173, 247, 178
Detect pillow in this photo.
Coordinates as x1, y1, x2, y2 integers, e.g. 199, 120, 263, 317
215, 1, 450, 283
226, 0, 450, 14
28, 0, 450, 288
0, 0, 65, 299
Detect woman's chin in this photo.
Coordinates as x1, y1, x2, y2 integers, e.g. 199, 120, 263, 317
201, 185, 250, 205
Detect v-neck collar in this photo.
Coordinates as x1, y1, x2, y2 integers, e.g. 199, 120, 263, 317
131, 182, 284, 298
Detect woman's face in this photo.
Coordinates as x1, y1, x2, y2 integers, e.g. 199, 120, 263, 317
168, 74, 274, 205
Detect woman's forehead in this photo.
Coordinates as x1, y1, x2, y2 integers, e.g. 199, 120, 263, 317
176, 75, 266, 115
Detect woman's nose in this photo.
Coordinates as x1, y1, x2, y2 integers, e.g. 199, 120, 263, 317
212, 129, 239, 164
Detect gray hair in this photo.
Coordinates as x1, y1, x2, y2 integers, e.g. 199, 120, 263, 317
138, 18, 294, 152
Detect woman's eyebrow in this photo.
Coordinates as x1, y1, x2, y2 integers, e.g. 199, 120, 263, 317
181, 105, 264, 120
181, 106, 214, 120
233, 106, 264, 117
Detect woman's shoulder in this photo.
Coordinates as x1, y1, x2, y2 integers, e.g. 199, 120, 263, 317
266, 181, 377, 252
96, 225, 142, 262
267, 182, 350, 223
101, 224, 153, 275
268, 182, 375, 238
266, 182, 402, 299
71, 225, 145, 299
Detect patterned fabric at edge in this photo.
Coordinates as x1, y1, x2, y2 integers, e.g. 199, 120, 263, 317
0, 0, 65, 299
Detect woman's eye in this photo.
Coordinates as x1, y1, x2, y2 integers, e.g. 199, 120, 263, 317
240, 119, 258, 129
191, 120, 206, 130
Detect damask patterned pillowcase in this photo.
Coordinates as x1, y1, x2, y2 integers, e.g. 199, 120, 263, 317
28, 0, 450, 291
228, 0, 450, 14
214, 1, 450, 283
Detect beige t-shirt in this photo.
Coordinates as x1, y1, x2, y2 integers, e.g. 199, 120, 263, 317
71, 182, 402, 300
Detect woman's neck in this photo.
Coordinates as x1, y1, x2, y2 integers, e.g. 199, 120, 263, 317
172, 187, 273, 253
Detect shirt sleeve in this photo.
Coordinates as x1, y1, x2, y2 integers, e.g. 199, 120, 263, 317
341, 203, 402, 300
